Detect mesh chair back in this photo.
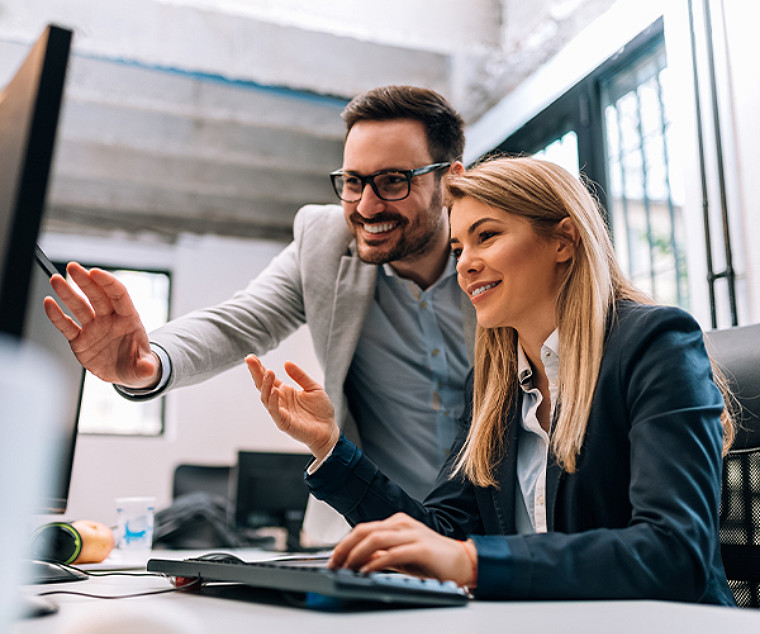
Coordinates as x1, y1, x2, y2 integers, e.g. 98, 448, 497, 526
705, 323, 760, 607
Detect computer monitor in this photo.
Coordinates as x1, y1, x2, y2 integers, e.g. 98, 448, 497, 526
233, 451, 311, 551
0, 22, 79, 511
0, 24, 71, 338
0, 24, 85, 587
24, 249, 85, 514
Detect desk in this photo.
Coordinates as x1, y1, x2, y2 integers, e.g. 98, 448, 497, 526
11, 550, 760, 634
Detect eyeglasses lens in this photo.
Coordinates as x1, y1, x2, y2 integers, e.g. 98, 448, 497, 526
333, 172, 410, 202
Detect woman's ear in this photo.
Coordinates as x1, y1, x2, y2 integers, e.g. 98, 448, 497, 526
555, 217, 580, 263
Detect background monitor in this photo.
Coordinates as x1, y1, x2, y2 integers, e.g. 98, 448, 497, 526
234, 451, 311, 551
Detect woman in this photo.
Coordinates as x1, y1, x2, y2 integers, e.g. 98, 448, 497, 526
246, 156, 735, 605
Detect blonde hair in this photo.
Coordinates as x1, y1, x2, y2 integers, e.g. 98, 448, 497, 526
446, 156, 733, 486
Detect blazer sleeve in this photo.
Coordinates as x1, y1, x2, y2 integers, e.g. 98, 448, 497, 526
473, 306, 731, 604
305, 374, 484, 540
146, 207, 328, 393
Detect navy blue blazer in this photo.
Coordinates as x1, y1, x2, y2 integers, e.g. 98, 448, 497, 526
307, 302, 735, 605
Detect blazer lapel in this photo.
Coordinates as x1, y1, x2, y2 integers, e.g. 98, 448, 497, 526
491, 394, 522, 534
323, 252, 376, 439
545, 403, 564, 531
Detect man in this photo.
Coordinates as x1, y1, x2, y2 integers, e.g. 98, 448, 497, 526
44, 85, 476, 542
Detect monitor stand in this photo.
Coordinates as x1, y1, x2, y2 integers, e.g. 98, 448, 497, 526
26, 559, 88, 584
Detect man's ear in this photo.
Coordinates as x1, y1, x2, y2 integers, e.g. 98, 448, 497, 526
556, 217, 580, 263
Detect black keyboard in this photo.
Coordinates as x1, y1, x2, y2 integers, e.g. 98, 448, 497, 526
147, 555, 469, 608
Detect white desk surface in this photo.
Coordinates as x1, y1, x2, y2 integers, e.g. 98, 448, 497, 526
11, 549, 760, 634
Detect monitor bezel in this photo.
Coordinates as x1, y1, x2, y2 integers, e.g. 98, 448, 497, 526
0, 24, 71, 337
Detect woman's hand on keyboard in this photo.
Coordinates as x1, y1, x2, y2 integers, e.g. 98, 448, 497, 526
328, 512, 477, 589
245, 354, 340, 462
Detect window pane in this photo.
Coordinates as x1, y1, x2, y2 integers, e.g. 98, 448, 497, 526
601, 42, 689, 309
75, 268, 170, 436
533, 130, 580, 177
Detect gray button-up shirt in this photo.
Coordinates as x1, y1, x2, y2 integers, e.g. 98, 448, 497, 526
344, 257, 470, 501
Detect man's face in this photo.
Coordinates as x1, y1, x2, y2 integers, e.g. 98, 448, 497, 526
340, 119, 447, 265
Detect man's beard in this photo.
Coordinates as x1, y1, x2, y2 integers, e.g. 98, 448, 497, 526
350, 188, 445, 265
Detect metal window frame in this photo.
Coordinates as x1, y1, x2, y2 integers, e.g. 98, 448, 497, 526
492, 12, 737, 325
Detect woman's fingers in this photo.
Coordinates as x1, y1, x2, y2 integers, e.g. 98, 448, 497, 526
259, 368, 278, 412
245, 354, 338, 458
283, 361, 321, 391
244, 355, 265, 389
246, 356, 289, 428
245, 355, 285, 390
328, 522, 373, 568
358, 543, 427, 576
330, 517, 468, 586
329, 514, 411, 569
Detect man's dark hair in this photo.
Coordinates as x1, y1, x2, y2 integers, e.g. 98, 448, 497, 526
341, 85, 465, 163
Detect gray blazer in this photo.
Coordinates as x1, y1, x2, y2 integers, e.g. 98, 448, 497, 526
152, 204, 475, 443
150, 204, 476, 539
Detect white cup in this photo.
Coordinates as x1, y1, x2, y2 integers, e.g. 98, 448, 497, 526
115, 496, 156, 562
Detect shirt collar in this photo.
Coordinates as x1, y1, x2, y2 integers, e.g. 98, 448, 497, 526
381, 255, 459, 294
517, 329, 560, 389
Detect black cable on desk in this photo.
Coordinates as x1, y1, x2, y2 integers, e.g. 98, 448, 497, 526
35, 570, 202, 600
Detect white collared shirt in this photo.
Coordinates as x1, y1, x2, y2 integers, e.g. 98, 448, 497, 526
514, 330, 560, 534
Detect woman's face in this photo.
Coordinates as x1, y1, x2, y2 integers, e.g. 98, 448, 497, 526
449, 196, 570, 335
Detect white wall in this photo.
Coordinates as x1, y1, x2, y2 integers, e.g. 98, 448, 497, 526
40, 231, 320, 526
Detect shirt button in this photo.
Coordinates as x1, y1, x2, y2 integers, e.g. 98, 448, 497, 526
420, 300, 428, 309
537, 495, 545, 506
432, 348, 440, 357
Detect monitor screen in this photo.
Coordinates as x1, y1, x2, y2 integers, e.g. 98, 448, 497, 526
234, 451, 311, 550
0, 24, 81, 515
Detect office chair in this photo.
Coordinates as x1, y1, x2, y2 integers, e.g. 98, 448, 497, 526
704, 323, 760, 608
171, 464, 232, 500
153, 464, 238, 549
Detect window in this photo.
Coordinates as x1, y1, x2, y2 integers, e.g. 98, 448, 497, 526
496, 19, 693, 309
534, 130, 580, 178
601, 45, 689, 309
70, 267, 171, 436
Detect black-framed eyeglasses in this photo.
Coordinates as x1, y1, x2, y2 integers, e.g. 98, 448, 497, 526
329, 162, 451, 203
